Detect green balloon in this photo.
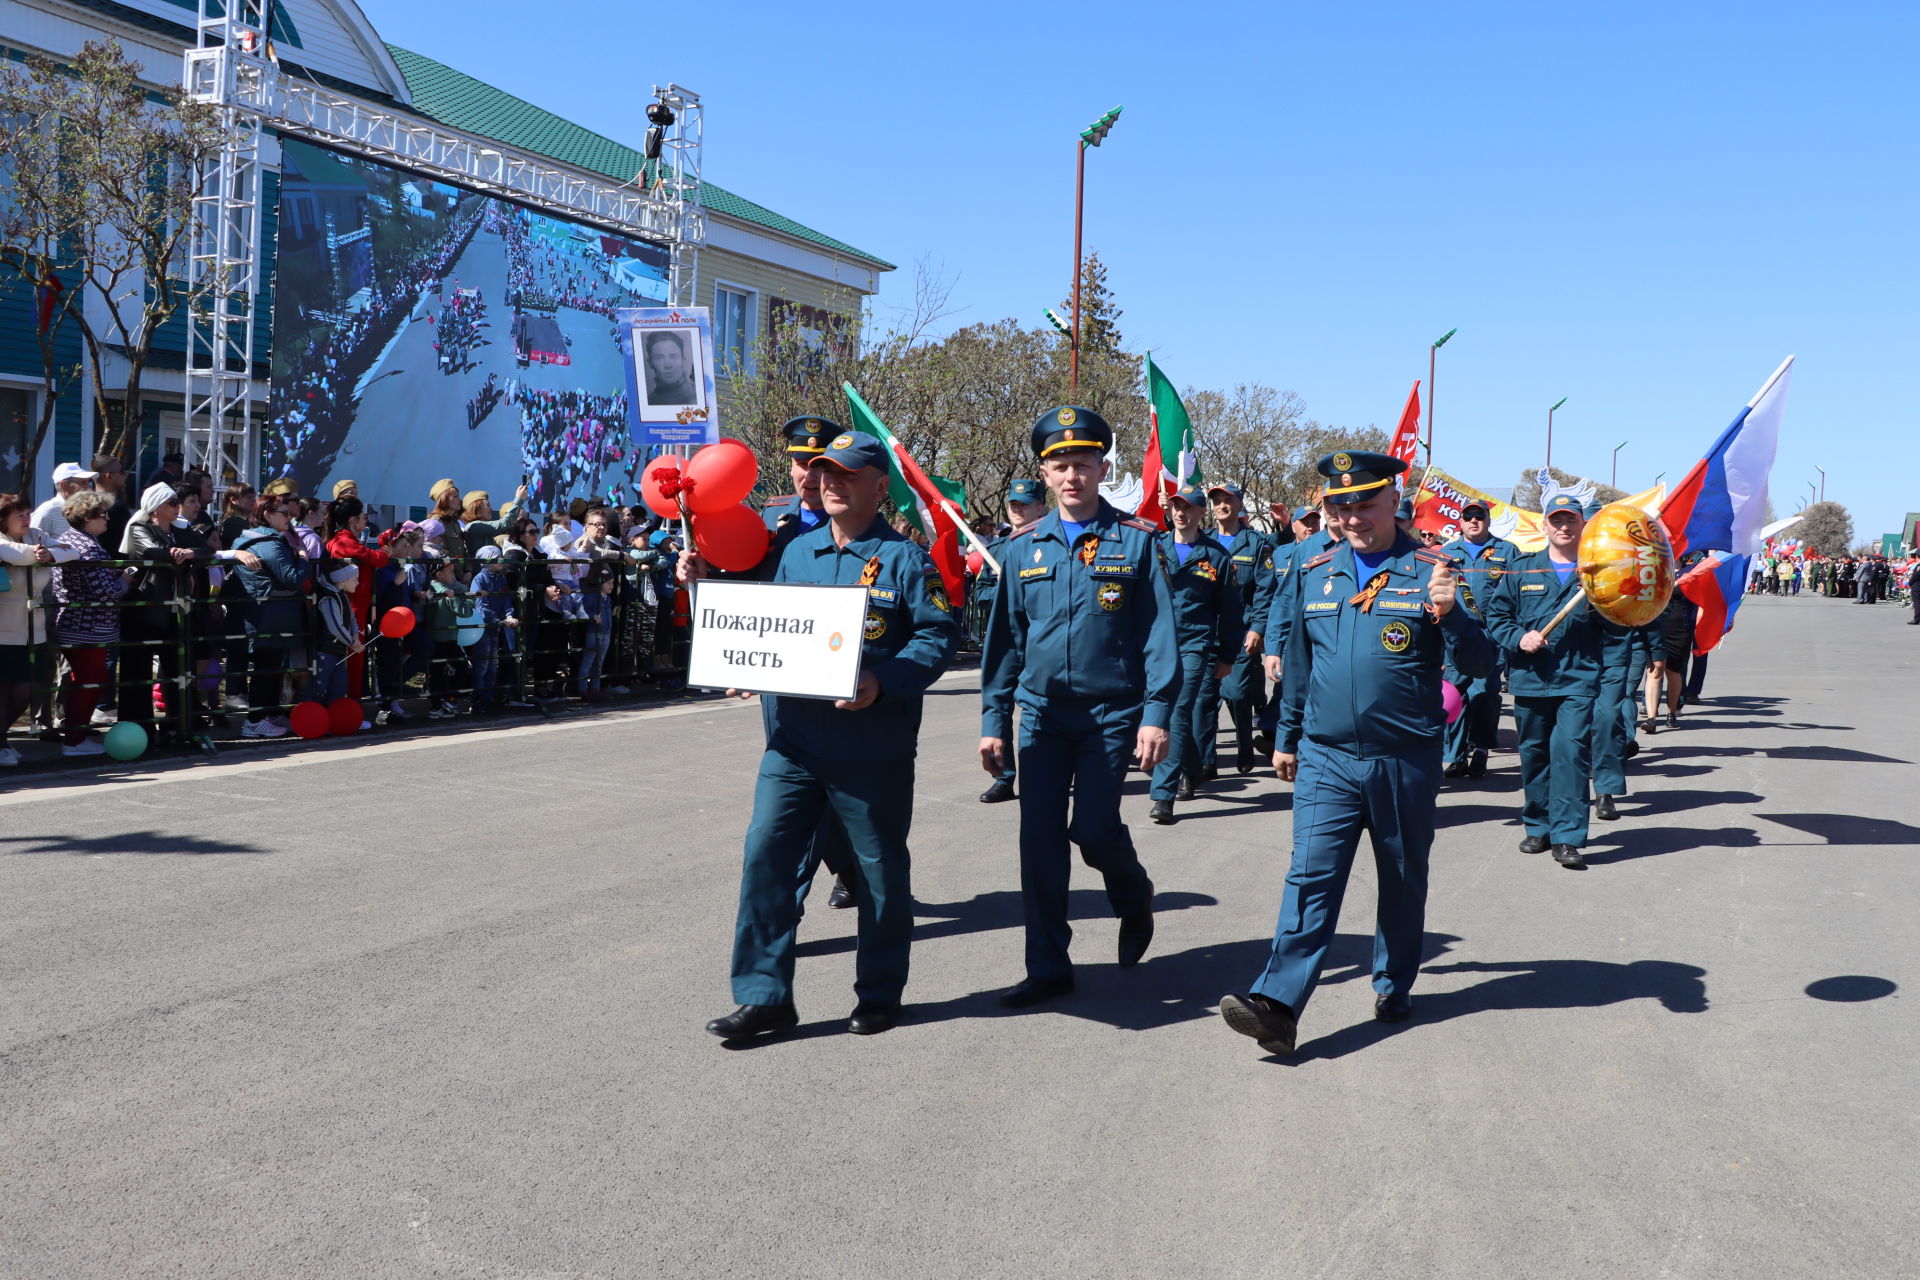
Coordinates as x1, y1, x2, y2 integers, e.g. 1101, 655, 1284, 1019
103, 721, 148, 762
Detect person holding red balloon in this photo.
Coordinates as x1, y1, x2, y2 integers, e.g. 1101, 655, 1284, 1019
673, 416, 863, 915
704, 430, 961, 1042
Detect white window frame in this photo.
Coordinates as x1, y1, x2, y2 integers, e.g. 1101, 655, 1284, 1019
0, 375, 40, 494
712, 280, 758, 379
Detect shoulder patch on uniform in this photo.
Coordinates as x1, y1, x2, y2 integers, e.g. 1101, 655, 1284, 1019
1011, 526, 1039, 539
1303, 552, 1336, 569
1413, 549, 1449, 566
1120, 517, 1159, 533
764, 494, 794, 506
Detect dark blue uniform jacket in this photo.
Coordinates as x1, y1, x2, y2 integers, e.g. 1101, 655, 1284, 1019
1482, 549, 1605, 698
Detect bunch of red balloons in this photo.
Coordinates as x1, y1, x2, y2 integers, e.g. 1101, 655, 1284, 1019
640, 440, 770, 572
288, 698, 366, 739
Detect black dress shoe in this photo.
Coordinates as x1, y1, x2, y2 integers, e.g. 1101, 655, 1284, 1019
999, 974, 1074, 1008
979, 778, 1015, 804
1176, 776, 1197, 802
1150, 799, 1175, 825
827, 874, 856, 909
848, 1000, 900, 1035
1665, 712, 1679, 730
1117, 900, 1155, 968
1595, 794, 1620, 821
1552, 844, 1588, 870
1640, 717, 1658, 735
1518, 835, 1550, 855
1252, 731, 1273, 758
705, 1003, 799, 1039
1373, 992, 1413, 1023
1199, 765, 1219, 783
1236, 740, 1254, 774
1624, 740, 1640, 760
1442, 759, 1467, 778
1466, 751, 1488, 778
1219, 992, 1297, 1055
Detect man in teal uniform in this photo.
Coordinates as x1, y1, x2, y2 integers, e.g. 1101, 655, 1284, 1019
1439, 499, 1520, 778
1482, 494, 1605, 870
1219, 450, 1492, 1056
706, 431, 960, 1040
1149, 482, 1243, 824
980, 406, 1179, 1007
1204, 482, 1276, 776
978, 477, 1047, 805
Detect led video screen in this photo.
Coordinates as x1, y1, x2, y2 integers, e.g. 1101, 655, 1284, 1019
268, 137, 670, 512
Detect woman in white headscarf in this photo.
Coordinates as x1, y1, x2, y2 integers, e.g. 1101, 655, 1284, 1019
116, 482, 198, 739
0, 491, 79, 766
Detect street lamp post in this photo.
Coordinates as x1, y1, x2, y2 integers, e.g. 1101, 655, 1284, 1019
1815, 465, 1826, 504
1612, 439, 1629, 490
1070, 106, 1122, 393
1546, 397, 1568, 470
1425, 328, 1456, 471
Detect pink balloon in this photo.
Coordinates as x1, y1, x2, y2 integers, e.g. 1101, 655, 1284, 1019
1441, 680, 1465, 724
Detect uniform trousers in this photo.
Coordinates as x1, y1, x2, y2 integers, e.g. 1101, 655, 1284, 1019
1151, 650, 1213, 801
794, 810, 855, 914
1443, 672, 1502, 764
1250, 741, 1439, 1015
1016, 696, 1155, 981
1513, 694, 1594, 846
731, 744, 914, 1006
1208, 646, 1267, 766
1590, 666, 1634, 797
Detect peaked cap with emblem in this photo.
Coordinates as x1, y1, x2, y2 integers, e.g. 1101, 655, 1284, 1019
1316, 449, 1408, 506
1031, 405, 1113, 459
780, 415, 842, 456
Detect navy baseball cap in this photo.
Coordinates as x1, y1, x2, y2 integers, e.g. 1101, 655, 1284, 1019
1543, 493, 1585, 517
1460, 499, 1490, 517
1206, 481, 1245, 499
809, 430, 889, 473
1171, 481, 1207, 507
1292, 505, 1319, 524
1007, 478, 1043, 504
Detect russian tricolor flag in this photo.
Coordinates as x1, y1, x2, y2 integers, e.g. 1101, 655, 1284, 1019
1677, 553, 1753, 656
1659, 357, 1794, 558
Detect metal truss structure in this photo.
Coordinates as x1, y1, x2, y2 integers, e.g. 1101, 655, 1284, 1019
179, 2, 704, 485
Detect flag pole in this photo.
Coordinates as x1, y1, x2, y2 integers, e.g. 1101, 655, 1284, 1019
940, 497, 1000, 577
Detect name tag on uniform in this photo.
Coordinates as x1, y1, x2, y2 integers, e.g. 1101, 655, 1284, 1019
1089, 563, 1136, 577
868, 587, 898, 605
1019, 565, 1052, 580
1232, 554, 1255, 564
1304, 601, 1339, 614
1521, 583, 1546, 592
1376, 600, 1424, 613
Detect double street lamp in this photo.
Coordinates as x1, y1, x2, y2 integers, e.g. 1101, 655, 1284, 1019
1069, 106, 1123, 392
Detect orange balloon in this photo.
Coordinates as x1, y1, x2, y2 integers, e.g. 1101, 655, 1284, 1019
1577, 502, 1675, 627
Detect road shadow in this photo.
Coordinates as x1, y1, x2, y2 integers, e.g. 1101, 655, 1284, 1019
1758, 813, 1920, 845
1292, 957, 1710, 1062
0, 831, 269, 857
1804, 975, 1898, 1002
1646, 744, 1911, 766
792, 888, 1221, 960
1627, 763, 1717, 780
1626, 788, 1765, 818
1691, 720, 1856, 733
1582, 826, 1763, 865
1437, 803, 1522, 830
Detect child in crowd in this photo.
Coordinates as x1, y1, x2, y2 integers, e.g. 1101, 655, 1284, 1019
425, 556, 476, 718
313, 561, 362, 707
467, 545, 519, 711
373, 525, 423, 723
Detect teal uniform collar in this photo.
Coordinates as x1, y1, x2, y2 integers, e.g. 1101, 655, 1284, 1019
1331, 532, 1425, 582
805, 515, 897, 556
1031, 500, 1122, 545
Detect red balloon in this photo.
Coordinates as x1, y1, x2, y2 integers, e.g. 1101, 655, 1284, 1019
683, 439, 760, 514
379, 606, 416, 639
289, 701, 330, 740
328, 698, 363, 736
692, 503, 771, 572
640, 455, 685, 519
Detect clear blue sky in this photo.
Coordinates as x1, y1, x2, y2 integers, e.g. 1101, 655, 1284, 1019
369, 0, 1919, 538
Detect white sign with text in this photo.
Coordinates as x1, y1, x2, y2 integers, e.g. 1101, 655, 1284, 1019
687, 580, 869, 700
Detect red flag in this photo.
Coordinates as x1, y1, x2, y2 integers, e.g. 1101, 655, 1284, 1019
1388, 380, 1422, 468
1134, 427, 1167, 529
36, 273, 63, 335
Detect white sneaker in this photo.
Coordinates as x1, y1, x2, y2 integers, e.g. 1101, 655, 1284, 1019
62, 739, 107, 757
242, 718, 288, 739
0, 746, 20, 766
223, 695, 249, 713
91, 707, 118, 726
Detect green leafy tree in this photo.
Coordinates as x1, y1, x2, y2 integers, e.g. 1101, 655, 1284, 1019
1061, 250, 1124, 359
0, 38, 227, 472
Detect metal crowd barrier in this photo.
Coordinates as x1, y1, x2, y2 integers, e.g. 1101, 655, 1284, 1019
7, 549, 691, 762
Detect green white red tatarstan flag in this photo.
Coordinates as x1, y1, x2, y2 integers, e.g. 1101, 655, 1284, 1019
842, 382, 969, 607
1136, 352, 1199, 529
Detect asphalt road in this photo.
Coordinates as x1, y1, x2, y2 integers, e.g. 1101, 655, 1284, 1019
1, 594, 1914, 1278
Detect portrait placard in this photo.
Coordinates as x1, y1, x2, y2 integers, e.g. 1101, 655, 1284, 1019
620, 306, 720, 445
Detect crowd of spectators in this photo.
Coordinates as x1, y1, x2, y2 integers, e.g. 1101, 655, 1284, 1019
0, 458, 690, 769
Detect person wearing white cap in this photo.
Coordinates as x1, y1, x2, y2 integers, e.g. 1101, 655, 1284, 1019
30, 463, 97, 539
